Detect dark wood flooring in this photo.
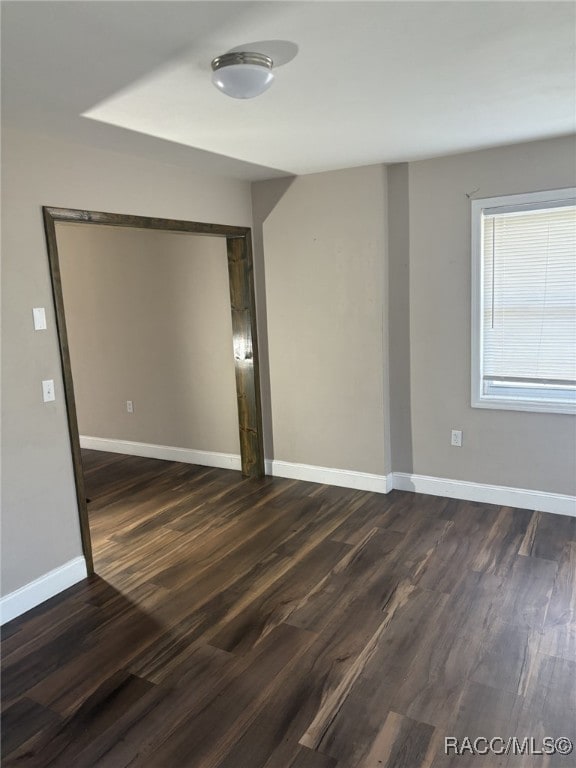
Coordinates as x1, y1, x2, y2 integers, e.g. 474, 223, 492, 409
2, 450, 575, 767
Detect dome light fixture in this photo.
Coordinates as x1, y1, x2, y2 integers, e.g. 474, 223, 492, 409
211, 52, 274, 99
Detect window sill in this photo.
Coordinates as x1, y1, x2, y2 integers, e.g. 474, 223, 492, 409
471, 395, 576, 415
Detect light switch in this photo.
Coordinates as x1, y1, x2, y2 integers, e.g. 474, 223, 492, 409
33, 307, 47, 330
42, 379, 55, 402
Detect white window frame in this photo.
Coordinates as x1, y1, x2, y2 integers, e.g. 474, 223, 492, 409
471, 187, 576, 415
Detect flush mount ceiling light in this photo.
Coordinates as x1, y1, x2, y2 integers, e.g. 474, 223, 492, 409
211, 52, 274, 99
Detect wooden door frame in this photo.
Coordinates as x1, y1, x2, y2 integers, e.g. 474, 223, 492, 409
43, 206, 265, 574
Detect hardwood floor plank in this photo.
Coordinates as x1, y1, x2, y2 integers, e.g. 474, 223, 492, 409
25, 599, 165, 716
299, 578, 420, 752
1, 603, 98, 692
204, 640, 326, 768
5, 672, 158, 768
471, 507, 533, 575
392, 612, 484, 729
1, 698, 62, 758
283, 529, 404, 632
415, 502, 500, 593
207, 537, 351, 655
328, 490, 398, 544
429, 681, 523, 768
128, 624, 317, 768
514, 653, 576, 767
68, 647, 237, 768
497, 555, 557, 631
280, 747, 339, 767
302, 588, 448, 762
356, 711, 435, 768
539, 541, 576, 660
518, 510, 540, 557
522, 512, 576, 562
374, 492, 449, 536
469, 620, 536, 695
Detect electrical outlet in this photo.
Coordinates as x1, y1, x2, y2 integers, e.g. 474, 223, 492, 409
42, 379, 55, 402
451, 429, 463, 447
126, 400, 134, 413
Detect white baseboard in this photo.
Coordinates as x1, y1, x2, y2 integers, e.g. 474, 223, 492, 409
393, 472, 576, 517
80, 436, 242, 472
79, 437, 575, 517
0, 557, 87, 626
270, 459, 394, 494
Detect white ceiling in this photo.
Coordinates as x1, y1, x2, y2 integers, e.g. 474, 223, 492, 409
2, 2, 575, 179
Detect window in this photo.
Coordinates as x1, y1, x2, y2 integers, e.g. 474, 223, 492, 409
471, 188, 576, 414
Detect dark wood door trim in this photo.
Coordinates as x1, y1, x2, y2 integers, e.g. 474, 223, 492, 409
43, 206, 265, 575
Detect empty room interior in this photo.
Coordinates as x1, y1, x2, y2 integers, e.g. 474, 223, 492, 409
1, 2, 575, 767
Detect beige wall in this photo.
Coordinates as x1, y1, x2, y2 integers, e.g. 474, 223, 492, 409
57, 224, 239, 455
1, 127, 252, 595
253, 165, 389, 476
391, 136, 576, 494
387, 164, 412, 474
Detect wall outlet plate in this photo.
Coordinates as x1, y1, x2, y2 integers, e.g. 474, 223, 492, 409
451, 429, 463, 447
33, 307, 47, 330
42, 379, 55, 402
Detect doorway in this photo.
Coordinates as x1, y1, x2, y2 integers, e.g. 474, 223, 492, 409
43, 206, 265, 574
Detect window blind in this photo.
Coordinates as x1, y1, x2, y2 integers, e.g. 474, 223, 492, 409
482, 204, 576, 386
